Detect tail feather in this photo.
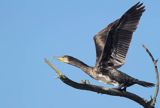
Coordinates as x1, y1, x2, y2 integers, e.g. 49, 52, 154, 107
136, 80, 155, 87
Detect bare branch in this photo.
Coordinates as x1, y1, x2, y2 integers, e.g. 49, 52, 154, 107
45, 58, 155, 108
142, 45, 159, 106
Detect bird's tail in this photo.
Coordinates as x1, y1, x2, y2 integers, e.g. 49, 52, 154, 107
135, 80, 155, 87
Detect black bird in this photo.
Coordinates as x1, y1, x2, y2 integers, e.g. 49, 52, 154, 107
56, 2, 154, 91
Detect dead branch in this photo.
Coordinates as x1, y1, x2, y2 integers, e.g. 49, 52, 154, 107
142, 45, 159, 107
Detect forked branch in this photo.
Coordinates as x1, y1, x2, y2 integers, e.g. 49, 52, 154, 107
45, 45, 159, 108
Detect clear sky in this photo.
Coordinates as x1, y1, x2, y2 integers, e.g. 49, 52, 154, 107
0, 0, 160, 108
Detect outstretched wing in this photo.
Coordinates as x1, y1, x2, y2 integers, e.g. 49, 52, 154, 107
93, 21, 115, 66
94, 2, 145, 68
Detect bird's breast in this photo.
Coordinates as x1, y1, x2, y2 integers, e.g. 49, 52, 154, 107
90, 68, 119, 86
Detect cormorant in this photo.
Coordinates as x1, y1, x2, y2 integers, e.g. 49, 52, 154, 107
56, 2, 154, 91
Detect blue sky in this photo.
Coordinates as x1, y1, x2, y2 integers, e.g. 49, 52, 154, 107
0, 0, 160, 108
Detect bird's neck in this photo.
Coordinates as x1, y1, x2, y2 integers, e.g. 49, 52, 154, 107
69, 58, 92, 75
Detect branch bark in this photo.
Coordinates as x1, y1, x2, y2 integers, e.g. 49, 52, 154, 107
45, 45, 159, 108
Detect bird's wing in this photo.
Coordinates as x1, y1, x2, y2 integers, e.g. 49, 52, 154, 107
93, 21, 115, 66
94, 2, 145, 68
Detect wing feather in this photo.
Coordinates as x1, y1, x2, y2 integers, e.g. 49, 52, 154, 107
94, 2, 145, 68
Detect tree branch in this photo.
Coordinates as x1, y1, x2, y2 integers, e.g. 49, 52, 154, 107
142, 45, 159, 107
45, 54, 158, 108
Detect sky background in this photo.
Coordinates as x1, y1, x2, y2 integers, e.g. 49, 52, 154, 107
0, 0, 160, 108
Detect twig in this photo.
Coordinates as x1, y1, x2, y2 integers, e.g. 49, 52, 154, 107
142, 44, 159, 106
45, 58, 62, 76
45, 58, 156, 108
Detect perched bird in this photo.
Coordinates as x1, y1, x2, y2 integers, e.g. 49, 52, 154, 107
56, 2, 154, 91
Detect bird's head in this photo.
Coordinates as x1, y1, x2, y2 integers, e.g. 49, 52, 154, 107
56, 55, 73, 64
56, 55, 90, 70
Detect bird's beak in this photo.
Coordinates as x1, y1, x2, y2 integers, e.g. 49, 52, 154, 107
54, 56, 65, 63
57, 57, 65, 62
